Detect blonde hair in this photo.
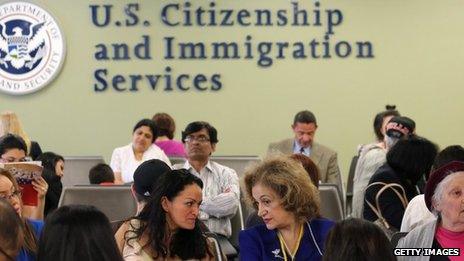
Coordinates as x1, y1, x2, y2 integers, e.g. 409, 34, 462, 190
243, 156, 321, 222
0, 111, 31, 154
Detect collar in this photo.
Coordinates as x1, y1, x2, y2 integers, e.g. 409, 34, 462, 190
183, 160, 213, 173
293, 141, 311, 156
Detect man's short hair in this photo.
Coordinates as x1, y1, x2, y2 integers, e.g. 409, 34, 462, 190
293, 110, 317, 126
181, 121, 219, 144
88, 163, 115, 184
0, 134, 27, 156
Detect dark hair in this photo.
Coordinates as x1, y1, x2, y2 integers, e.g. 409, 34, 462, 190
181, 121, 218, 144
0, 169, 38, 256
387, 135, 438, 184
293, 110, 317, 126
0, 134, 27, 156
127, 169, 212, 259
373, 105, 400, 141
0, 198, 23, 260
37, 152, 64, 178
432, 145, 464, 171
323, 218, 396, 261
152, 113, 176, 140
133, 119, 157, 143
289, 154, 320, 188
89, 163, 115, 184
37, 205, 123, 261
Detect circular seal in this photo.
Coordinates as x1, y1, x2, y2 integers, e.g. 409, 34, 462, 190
0, 1, 65, 95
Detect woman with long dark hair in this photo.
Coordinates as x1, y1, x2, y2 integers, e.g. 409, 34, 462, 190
36, 152, 64, 216
37, 205, 123, 261
0, 169, 44, 261
115, 169, 216, 260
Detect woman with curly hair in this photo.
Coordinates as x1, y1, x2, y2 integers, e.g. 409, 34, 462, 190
239, 156, 334, 260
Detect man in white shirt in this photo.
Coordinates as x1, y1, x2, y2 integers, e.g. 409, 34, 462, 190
173, 121, 240, 239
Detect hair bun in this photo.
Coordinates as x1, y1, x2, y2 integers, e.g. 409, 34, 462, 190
385, 104, 396, 110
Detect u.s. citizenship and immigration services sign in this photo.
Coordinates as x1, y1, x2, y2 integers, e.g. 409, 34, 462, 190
0, 1, 65, 95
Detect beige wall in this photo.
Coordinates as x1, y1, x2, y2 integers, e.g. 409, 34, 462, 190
1, 0, 464, 184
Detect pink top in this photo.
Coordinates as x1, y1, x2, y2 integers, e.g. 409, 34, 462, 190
155, 140, 186, 157
435, 226, 464, 261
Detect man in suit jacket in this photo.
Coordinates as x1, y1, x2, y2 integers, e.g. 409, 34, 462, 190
267, 110, 342, 190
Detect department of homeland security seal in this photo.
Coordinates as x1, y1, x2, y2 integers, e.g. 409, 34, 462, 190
0, 2, 65, 95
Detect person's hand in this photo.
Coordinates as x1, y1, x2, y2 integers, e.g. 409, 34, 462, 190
32, 177, 48, 199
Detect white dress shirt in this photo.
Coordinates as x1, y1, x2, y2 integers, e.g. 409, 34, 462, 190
110, 143, 171, 183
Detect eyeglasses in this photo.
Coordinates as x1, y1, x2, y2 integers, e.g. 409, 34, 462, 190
184, 135, 210, 143
0, 190, 22, 200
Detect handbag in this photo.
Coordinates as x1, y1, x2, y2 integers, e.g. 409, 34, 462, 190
365, 182, 409, 239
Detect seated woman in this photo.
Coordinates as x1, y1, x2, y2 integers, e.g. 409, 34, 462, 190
363, 135, 438, 231
0, 134, 48, 221
36, 152, 64, 216
0, 169, 45, 261
239, 156, 334, 260
0, 198, 24, 261
110, 119, 171, 184
245, 154, 320, 228
323, 218, 396, 261
115, 169, 217, 260
0, 111, 42, 160
37, 205, 123, 261
152, 113, 186, 158
397, 161, 464, 260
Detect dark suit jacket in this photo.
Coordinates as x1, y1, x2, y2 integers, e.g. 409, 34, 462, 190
267, 138, 342, 189
239, 218, 334, 260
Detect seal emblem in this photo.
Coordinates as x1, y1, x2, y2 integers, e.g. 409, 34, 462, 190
0, 2, 65, 95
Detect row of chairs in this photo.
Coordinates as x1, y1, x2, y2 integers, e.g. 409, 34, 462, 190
61, 155, 262, 187
57, 183, 344, 248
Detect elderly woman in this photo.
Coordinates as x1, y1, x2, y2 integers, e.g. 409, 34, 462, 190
397, 161, 464, 261
115, 169, 217, 260
110, 119, 171, 184
239, 156, 334, 260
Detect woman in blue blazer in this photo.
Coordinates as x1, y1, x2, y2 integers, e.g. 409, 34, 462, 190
239, 156, 334, 261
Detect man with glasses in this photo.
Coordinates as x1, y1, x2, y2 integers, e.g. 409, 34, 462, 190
174, 121, 239, 251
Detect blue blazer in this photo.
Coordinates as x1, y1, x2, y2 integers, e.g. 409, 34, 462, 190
239, 218, 334, 261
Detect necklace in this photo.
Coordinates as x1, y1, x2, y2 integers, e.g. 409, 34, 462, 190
277, 224, 304, 261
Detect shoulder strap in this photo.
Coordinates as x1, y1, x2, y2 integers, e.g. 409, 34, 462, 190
365, 182, 409, 229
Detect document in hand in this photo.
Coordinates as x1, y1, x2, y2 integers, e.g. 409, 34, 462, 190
0, 162, 43, 206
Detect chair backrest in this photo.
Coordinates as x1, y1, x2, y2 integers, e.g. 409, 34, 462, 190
170, 155, 261, 178
390, 232, 408, 247
229, 200, 244, 248
346, 155, 359, 197
345, 155, 359, 214
58, 186, 136, 222
319, 184, 344, 221
62, 156, 105, 187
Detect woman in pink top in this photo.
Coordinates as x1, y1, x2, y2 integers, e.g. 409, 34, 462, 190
152, 113, 186, 158
397, 161, 464, 261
